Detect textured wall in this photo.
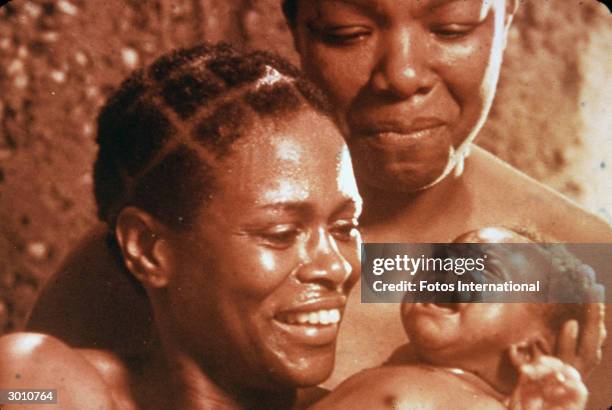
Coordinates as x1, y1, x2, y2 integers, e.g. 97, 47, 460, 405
0, 0, 610, 334
480, 1, 612, 218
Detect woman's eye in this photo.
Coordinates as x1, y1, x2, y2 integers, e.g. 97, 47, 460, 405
432, 24, 476, 39
257, 228, 301, 249
310, 23, 372, 45
331, 220, 360, 242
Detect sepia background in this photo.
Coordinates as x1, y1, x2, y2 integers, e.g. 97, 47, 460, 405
0, 0, 610, 406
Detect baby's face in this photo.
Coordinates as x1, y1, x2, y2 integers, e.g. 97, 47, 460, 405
401, 227, 552, 367
403, 302, 549, 368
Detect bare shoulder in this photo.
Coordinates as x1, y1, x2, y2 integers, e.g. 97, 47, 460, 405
310, 366, 504, 410
26, 223, 154, 354
0, 332, 117, 410
469, 147, 612, 243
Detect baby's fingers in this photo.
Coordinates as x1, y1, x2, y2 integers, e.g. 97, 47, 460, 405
556, 320, 579, 365
576, 288, 605, 374
556, 283, 605, 377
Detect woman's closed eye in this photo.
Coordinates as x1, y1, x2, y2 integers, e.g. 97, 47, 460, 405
255, 225, 303, 249
309, 22, 372, 46
330, 219, 360, 242
431, 23, 478, 39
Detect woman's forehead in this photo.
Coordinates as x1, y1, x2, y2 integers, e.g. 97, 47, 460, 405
243, 109, 342, 150
301, 0, 496, 13
208, 113, 358, 206
218, 110, 345, 178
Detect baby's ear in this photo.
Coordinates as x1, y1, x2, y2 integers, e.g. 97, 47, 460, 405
508, 338, 552, 368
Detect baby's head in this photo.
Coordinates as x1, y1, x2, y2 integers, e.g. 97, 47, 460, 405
401, 227, 598, 389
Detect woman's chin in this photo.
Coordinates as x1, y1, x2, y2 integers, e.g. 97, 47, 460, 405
349, 127, 455, 193
274, 367, 333, 389
267, 348, 336, 388
357, 161, 450, 194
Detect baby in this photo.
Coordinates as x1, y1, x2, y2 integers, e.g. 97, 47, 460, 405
310, 227, 600, 409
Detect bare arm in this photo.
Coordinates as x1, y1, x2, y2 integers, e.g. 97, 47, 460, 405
26, 225, 155, 355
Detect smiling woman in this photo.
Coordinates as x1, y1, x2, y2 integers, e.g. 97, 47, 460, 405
0, 43, 362, 410
16, 0, 610, 408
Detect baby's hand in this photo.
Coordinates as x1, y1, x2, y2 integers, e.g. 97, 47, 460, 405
509, 356, 587, 410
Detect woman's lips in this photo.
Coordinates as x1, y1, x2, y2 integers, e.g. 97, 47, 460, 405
273, 298, 346, 346
358, 125, 449, 148
276, 308, 341, 325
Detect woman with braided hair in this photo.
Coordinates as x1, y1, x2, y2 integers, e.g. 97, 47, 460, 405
0, 44, 362, 409
23, 0, 609, 406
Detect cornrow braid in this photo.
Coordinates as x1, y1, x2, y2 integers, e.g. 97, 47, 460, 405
94, 42, 333, 231
535, 244, 597, 335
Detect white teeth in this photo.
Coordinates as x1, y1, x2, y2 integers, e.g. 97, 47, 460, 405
329, 309, 340, 323
281, 309, 342, 326
319, 310, 330, 325
308, 312, 319, 325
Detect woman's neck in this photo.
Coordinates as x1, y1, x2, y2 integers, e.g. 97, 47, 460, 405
146, 298, 298, 409
359, 166, 470, 241
158, 346, 296, 410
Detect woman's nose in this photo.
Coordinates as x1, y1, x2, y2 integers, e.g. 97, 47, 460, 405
297, 229, 353, 290
370, 28, 436, 99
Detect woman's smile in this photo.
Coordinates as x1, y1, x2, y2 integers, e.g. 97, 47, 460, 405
273, 295, 347, 346
165, 110, 362, 387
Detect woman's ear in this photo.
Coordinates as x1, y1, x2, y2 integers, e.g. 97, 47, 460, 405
508, 337, 552, 368
115, 207, 174, 288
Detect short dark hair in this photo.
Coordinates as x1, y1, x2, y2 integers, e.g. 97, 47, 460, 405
537, 244, 597, 335
449, 227, 597, 336
494, 227, 597, 336
500, 227, 596, 334
94, 43, 333, 230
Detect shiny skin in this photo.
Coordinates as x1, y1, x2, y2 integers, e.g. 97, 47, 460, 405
161, 110, 362, 389
292, 0, 512, 192
401, 228, 550, 369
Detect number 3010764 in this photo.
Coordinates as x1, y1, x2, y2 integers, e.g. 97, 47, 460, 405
0, 389, 57, 404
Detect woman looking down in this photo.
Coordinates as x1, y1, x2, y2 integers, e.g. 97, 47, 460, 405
1, 44, 363, 410
28, 0, 609, 403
